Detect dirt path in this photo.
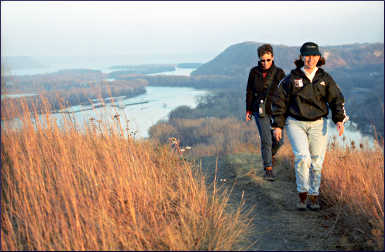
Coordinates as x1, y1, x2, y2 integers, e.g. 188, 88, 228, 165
199, 153, 345, 251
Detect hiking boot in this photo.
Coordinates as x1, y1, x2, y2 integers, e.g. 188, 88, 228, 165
308, 195, 320, 211
297, 192, 308, 211
263, 166, 276, 181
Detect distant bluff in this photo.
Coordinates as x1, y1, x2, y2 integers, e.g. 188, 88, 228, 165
191, 41, 384, 77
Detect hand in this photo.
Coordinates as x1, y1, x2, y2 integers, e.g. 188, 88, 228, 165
336, 122, 344, 136
246, 111, 253, 121
273, 127, 282, 141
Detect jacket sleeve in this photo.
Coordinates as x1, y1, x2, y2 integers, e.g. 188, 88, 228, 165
271, 76, 290, 128
246, 68, 255, 111
326, 73, 349, 124
277, 69, 286, 82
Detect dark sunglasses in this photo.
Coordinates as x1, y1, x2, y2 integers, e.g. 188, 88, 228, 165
260, 59, 272, 63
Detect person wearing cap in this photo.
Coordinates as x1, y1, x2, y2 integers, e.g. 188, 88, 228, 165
246, 44, 286, 181
271, 42, 348, 210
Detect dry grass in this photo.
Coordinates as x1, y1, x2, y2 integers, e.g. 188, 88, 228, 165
1, 97, 253, 250
277, 135, 384, 250
321, 139, 384, 250
149, 117, 260, 157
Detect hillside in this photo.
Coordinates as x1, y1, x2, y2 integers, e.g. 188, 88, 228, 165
3, 56, 45, 70
189, 41, 384, 136
1, 102, 253, 250
191, 41, 384, 77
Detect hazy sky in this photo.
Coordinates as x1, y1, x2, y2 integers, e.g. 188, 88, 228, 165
1, 1, 384, 62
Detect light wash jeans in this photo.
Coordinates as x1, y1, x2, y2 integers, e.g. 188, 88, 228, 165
286, 116, 328, 195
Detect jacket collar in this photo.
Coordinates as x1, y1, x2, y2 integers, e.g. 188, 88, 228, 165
292, 67, 324, 79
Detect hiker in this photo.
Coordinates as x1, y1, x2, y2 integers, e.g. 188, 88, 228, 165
246, 44, 286, 181
271, 42, 349, 210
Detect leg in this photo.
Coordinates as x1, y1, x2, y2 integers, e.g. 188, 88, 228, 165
253, 113, 273, 169
286, 117, 311, 193
308, 118, 328, 196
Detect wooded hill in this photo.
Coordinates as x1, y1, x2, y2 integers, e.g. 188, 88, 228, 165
189, 41, 384, 136
191, 41, 384, 77
109, 42, 384, 136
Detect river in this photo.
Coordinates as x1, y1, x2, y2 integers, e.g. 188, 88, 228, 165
2, 66, 377, 147
3, 64, 196, 76
2, 67, 208, 138
52, 86, 208, 138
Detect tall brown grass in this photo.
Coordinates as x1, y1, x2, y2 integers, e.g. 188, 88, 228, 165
277, 136, 384, 250
1, 97, 253, 250
321, 139, 384, 250
150, 114, 384, 249
149, 117, 259, 157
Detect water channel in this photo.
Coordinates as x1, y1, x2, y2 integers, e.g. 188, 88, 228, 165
2, 67, 377, 147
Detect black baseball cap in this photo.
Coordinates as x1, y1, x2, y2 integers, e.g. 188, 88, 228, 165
300, 42, 321, 56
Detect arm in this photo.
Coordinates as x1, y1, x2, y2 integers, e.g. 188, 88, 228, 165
273, 127, 283, 141
246, 110, 253, 121
271, 77, 290, 129
269, 69, 286, 132
336, 122, 344, 136
246, 69, 255, 121
269, 68, 286, 98
326, 74, 349, 135
277, 69, 286, 83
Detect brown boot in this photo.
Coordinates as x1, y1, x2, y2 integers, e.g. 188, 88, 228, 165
297, 192, 307, 210
263, 166, 276, 181
308, 195, 320, 211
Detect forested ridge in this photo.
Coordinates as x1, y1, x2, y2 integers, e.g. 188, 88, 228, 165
4, 42, 383, 135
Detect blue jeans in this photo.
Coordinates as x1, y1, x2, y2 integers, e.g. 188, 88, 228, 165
286, 116, 328, 195
253, 112, 284, 168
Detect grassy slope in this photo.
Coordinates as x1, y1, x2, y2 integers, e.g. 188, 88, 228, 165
1, 100, 253, 250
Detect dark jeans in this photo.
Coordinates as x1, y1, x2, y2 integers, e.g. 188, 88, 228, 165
253, 112, 284, 168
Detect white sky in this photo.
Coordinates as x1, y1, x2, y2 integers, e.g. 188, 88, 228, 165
1, 1, 384, 60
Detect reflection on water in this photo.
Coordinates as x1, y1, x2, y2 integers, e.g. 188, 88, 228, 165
2, 86, 379, 148
327, 120, 376, 148
1, 93, 38, 99
29, 86, 208, 138
147, 67, 196, 76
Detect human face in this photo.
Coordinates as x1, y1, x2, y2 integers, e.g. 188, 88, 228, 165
303, 55, 320, 70
260, 53, 274, 70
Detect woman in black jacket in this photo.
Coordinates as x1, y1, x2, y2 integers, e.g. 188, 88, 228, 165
272, 42, 349, 210
246, 44, 285, 181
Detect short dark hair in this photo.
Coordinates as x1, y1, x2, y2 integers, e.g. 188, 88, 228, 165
294, 56, 326, 68
258, 44, 273, 58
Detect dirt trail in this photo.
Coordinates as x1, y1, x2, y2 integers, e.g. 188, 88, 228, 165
199, 153, 346, 251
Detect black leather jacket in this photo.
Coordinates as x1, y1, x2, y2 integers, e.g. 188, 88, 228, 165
246, 62, 285, 115
271, 67, 348, 128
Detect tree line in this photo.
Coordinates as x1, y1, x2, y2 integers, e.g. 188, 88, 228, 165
2, 79, 148, 120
